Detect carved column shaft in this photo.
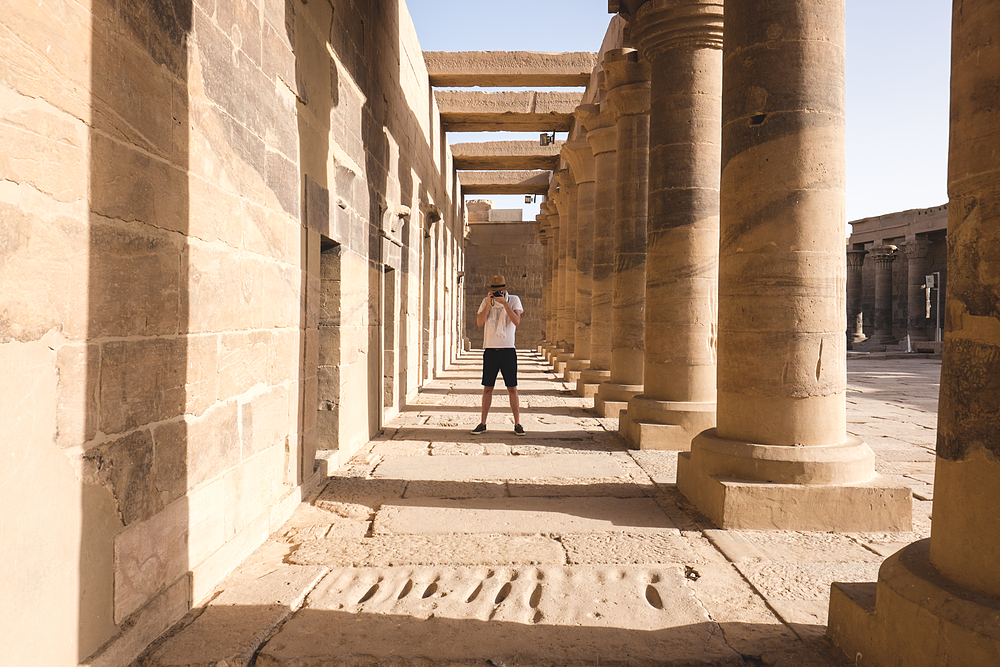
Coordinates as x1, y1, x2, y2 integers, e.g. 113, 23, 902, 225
563, 138, 597, 364
846, 249, 866, 344
870, 247, 897, 344
621, 0, 722, 448
579, 105, 618, 376
903, 239, 931, 341
676, 0, 910, 531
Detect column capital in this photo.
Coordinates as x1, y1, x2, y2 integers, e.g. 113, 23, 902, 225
630, 0, 724, 62
868, 245, 898, 269
603, 49, 651, 120
846, 248, 867, 270
902, 238, 932, 260
561, 137, 596, 184
576, 103, 618, 156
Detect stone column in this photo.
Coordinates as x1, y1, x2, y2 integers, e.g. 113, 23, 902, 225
676, 0, 910, 530
535, 211, 552, 354
902, 238, 931, 342
555, 170, 578, 369
829, 2, 1000, 661
561, 137, 596, 380
576, 102, 618, 398
595, 48, 651, 419
543, 199, 564, 364
616, 0, 722, 450
846, 248, 867, 347
869, 246, 897, 345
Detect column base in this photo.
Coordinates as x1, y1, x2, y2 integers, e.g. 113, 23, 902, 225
676, 429, 912, 531
563, 358, 590, 383
545, 347, 564, 365
828, 539, 1000, 667
553, 351, 574, 374
619, 396, 716, 450
594, 382, 643, 419
576, 369, 610, 399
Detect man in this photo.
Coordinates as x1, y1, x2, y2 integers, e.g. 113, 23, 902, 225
471, 275, 525, 435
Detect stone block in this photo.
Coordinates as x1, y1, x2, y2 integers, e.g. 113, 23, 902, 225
241, 385, 291, 457
185, 334, 219, 416
191, 511, 271, 605
99, 337, 187, 435
225, 445, 285, 537
114, 498, 190, 624
186, 478, 227, 568
265, 148, 300, 217
188, 173, 244, 248
56, 342, 98, 446
0, 183, 89, 343
269, 328, 301, 385
90, 133, 188, 234
88, 218, 184, 338
261, 262, 300, 328
147, 565, 328, 667
0, 88, 88, 203
155, 400, 240, 494
218, 330, 271, 399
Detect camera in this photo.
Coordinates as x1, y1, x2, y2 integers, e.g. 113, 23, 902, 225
491, 290, 504, 298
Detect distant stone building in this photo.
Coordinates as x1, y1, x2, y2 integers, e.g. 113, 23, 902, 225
847, 205, 948, 351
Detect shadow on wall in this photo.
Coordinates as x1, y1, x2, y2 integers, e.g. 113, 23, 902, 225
82, 0, 192, 660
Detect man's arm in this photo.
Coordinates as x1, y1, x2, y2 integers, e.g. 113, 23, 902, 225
476, 297, 489, 327
502, 296, 522, 327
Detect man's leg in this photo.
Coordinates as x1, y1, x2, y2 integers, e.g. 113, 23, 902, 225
506, 386, 520, 424
481, 385, 494, 424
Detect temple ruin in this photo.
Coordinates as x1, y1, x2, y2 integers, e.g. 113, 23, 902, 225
2, 0, 998, 665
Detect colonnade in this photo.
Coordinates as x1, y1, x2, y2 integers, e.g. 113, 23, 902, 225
537, 0, 1000, 662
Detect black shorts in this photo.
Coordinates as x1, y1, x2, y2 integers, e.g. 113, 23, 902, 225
482, 348, 518, 387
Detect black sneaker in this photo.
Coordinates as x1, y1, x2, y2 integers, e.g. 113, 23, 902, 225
514, 424, 525, 436
471, 423, 487, 434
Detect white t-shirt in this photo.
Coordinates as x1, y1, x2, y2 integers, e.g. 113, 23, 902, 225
478, 294, 523, 348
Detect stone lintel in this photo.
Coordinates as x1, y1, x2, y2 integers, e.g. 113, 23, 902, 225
436, 91, 580, 132
451, 141, 564, 170
424, 51, 597, 87
460, 170, 551, 195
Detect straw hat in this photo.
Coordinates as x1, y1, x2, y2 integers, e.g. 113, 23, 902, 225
490, 275, 507, 288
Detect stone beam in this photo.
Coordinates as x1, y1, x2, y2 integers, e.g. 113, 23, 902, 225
436, 91, 580, 132
451, 141, 564, 170
460, 170, 551, 195
424, 51, 597, 87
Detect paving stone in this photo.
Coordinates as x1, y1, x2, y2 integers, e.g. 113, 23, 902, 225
372, 453, 627, 481
369, 440, 430, 457
629, 450, 680, 485
256, 566, 742, 667
289, 534, 566, 567
314, 478, 408, 519
507, 478, 647, 498
736, 561, 883, 602
735, 531, 884, 563
145, 565, 327, 667
562, 532, 702, 565
374, 497, 677, 535
404, 480, 508, 499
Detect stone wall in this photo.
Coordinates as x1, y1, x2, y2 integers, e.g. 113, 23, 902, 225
0, 0, 461, 665
464, 220, 545, 349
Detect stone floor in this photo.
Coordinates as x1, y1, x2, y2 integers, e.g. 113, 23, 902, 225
137, 351, 940, 667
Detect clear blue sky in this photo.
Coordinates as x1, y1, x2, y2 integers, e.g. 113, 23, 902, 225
407, 0, 952, 225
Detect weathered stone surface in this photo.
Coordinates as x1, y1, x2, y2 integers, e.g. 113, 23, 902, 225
144, 566, 327, 667
290, 534, 566, 567
451, 140, 563, 170
257, 566, 739, 667
373, 452, 626, 481
99, 337, 187, 436
425, 51, 597, 87
562, 532, 701, 565
373, 497, 676, 535
436, 90, 581, 131
459, 169, 551, 195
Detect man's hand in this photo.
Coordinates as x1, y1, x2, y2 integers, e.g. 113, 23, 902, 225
489, 290, 508, 307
